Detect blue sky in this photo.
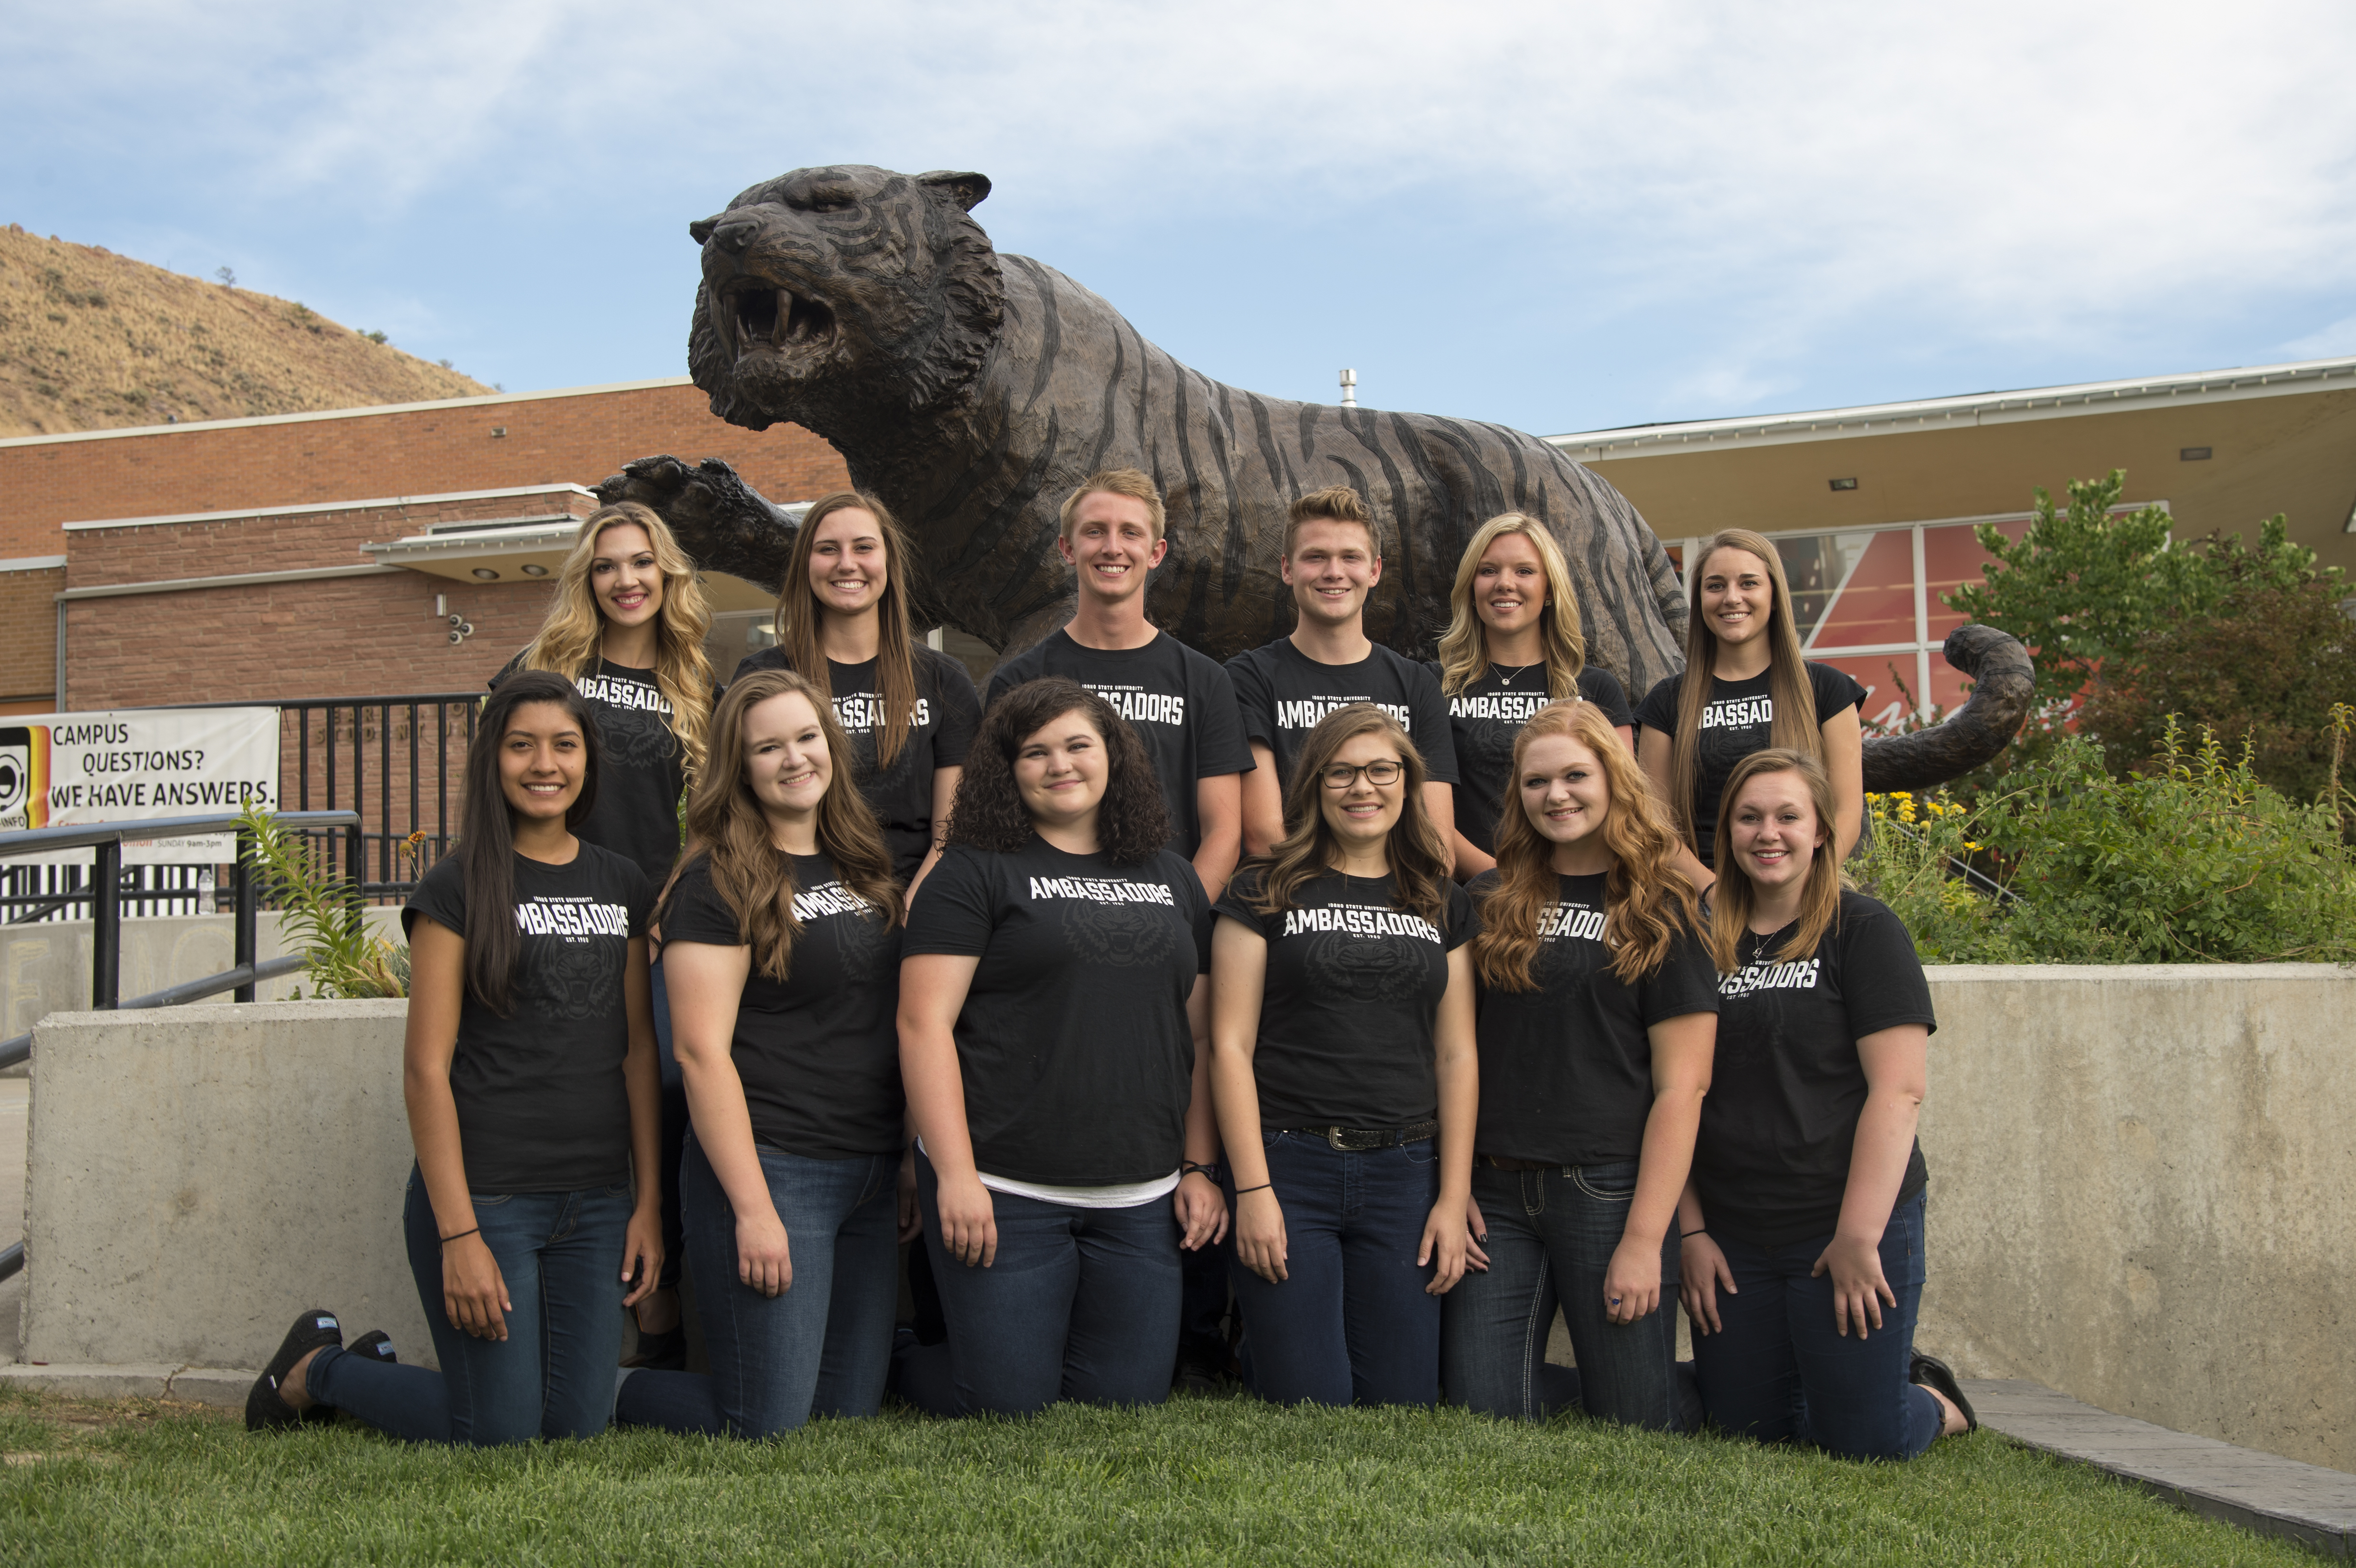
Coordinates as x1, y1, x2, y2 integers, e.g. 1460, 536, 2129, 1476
9, 0, 2356, 437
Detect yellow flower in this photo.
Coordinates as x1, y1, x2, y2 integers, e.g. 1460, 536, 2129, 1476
1964, 841, 1983, 852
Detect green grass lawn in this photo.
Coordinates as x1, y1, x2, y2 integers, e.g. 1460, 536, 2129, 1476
0, 1385, 2311, 1566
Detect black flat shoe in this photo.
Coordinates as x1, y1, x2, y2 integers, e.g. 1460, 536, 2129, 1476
347, 1329, 397, 1365
1909, 1351, 1978, 1433
244, 1309, 343, 1432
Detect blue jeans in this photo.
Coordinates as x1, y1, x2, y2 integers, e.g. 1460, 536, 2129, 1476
909, 1149, 1180, 1415
1227, 1131, 1441, 1407
307, 1164, 632, 1445
1690, 1188, 1942, 1460
615, 1136, 900, 1436
1441, 1161, 1684, 1428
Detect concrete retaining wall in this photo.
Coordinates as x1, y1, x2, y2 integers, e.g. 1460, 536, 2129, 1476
11, 968, 2354, 1469
2, 908, 404, 1042
18, 1000, 430, 1371
1917, 965, 2356, 1473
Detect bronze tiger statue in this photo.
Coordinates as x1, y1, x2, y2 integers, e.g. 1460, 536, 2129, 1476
600, 163, 2027, 789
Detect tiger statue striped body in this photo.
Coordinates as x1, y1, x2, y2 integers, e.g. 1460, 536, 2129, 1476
601, 164, 2033, 787
603, 163, 1687, 690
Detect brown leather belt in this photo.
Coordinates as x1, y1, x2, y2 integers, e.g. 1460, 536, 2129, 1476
1477, 1154, 1558, 1172
1291, 1121, 1440, 1152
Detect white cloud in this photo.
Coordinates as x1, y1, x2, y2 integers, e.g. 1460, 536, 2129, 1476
11, 0, 2356, 409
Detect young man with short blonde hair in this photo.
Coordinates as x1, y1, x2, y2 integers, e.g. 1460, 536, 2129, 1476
986, 469, 1253, 901
1226, 486, 1458, 857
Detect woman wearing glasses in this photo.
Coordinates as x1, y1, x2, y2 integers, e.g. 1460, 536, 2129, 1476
1208, 703, 1482, 1407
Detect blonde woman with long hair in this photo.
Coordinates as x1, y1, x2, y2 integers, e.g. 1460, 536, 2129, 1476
494, 498, 716, 1367
1633, 529, 1865, 889
1441, 700, 1716, 1430
1208, 703, 1480, 1408
732, 491, 979, 897
498, 501, 716, 883
1675, 749, 1972, 1459
1431, 514, 1631, 878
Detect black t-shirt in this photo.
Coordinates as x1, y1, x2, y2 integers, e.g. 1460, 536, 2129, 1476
1633, 662, 1867, 865
404, 844, 652, 1193
490, 654, 694, 884
1468, 871, 1719, 1166
1214, 864, 1475, 1130
1437, 664, 1633, 857
1225, 638, 1459, 792
659, 850, 904, 1161
731, 645, 982, 883
986, 630, 1255, 860
1692, 891, 1937, 1248
902, 839, 1212, 1186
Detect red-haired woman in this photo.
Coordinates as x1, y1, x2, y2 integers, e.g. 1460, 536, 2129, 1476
1442, 699, 1718, 1428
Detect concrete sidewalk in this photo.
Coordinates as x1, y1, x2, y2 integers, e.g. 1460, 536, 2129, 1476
1967, 1377, 2356, 1557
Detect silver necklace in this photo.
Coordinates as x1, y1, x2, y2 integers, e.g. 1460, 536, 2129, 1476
1494, 661, 1541, 687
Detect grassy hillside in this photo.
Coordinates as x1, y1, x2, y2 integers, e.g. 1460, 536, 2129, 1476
0, 224, 492, 437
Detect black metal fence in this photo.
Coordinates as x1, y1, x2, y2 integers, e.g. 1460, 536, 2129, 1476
1, 693, 476, 926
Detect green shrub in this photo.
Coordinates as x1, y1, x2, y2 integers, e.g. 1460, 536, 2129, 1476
1854, 723, 2356, 964
236, 801, 411, 998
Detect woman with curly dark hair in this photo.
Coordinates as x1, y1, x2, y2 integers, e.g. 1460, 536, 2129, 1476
896, 677, 1228, 1415
1207, 702, 1481, 1408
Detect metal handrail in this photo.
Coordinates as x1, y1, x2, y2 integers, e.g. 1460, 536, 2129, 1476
0, 808, 362, 1069
0, 808, 360, 858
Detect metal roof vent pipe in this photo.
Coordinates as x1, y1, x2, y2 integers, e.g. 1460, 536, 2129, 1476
1340, 368, 1357, 409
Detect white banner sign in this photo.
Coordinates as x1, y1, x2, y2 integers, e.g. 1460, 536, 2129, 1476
0, 708, 279, 863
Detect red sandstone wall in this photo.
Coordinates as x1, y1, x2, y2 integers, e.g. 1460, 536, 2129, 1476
0, 379, 850, 556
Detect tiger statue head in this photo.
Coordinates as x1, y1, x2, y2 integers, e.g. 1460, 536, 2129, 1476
687, 165, 1004, 436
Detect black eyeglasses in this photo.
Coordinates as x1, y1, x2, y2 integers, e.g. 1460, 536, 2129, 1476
1320, 760, 1403, 789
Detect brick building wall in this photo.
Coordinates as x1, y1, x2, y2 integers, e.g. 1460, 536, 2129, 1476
61, 487, 596, 709
0, 378, 849, 555
66, 573, 558, 709
0, 563, 63, 710
0, 379, 852, 707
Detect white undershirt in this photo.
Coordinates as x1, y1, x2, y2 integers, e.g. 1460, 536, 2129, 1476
918, 1139, 1180, 1210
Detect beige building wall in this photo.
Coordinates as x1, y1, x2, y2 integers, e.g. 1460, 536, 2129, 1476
1563, 368, 2356, 578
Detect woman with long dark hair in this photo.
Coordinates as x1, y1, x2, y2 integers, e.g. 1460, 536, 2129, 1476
1633, 529, 1865, 889
1677, 749, 1974, 1459
611, 669, 907, 1436
245, 671, 663, 1443
733, 491, 980, 897
1431, 513, 1632, 877
1442, 700, 1716, 1427
495, 499, 717, 1363
896, 677, 1226, 1416
1208, 703, 1481, 1408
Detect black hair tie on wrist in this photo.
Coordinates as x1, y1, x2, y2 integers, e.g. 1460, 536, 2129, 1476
1680, 1228, 1708, 1240
440, 1227, 480, 1246
1233, 1183, 1272, 1196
